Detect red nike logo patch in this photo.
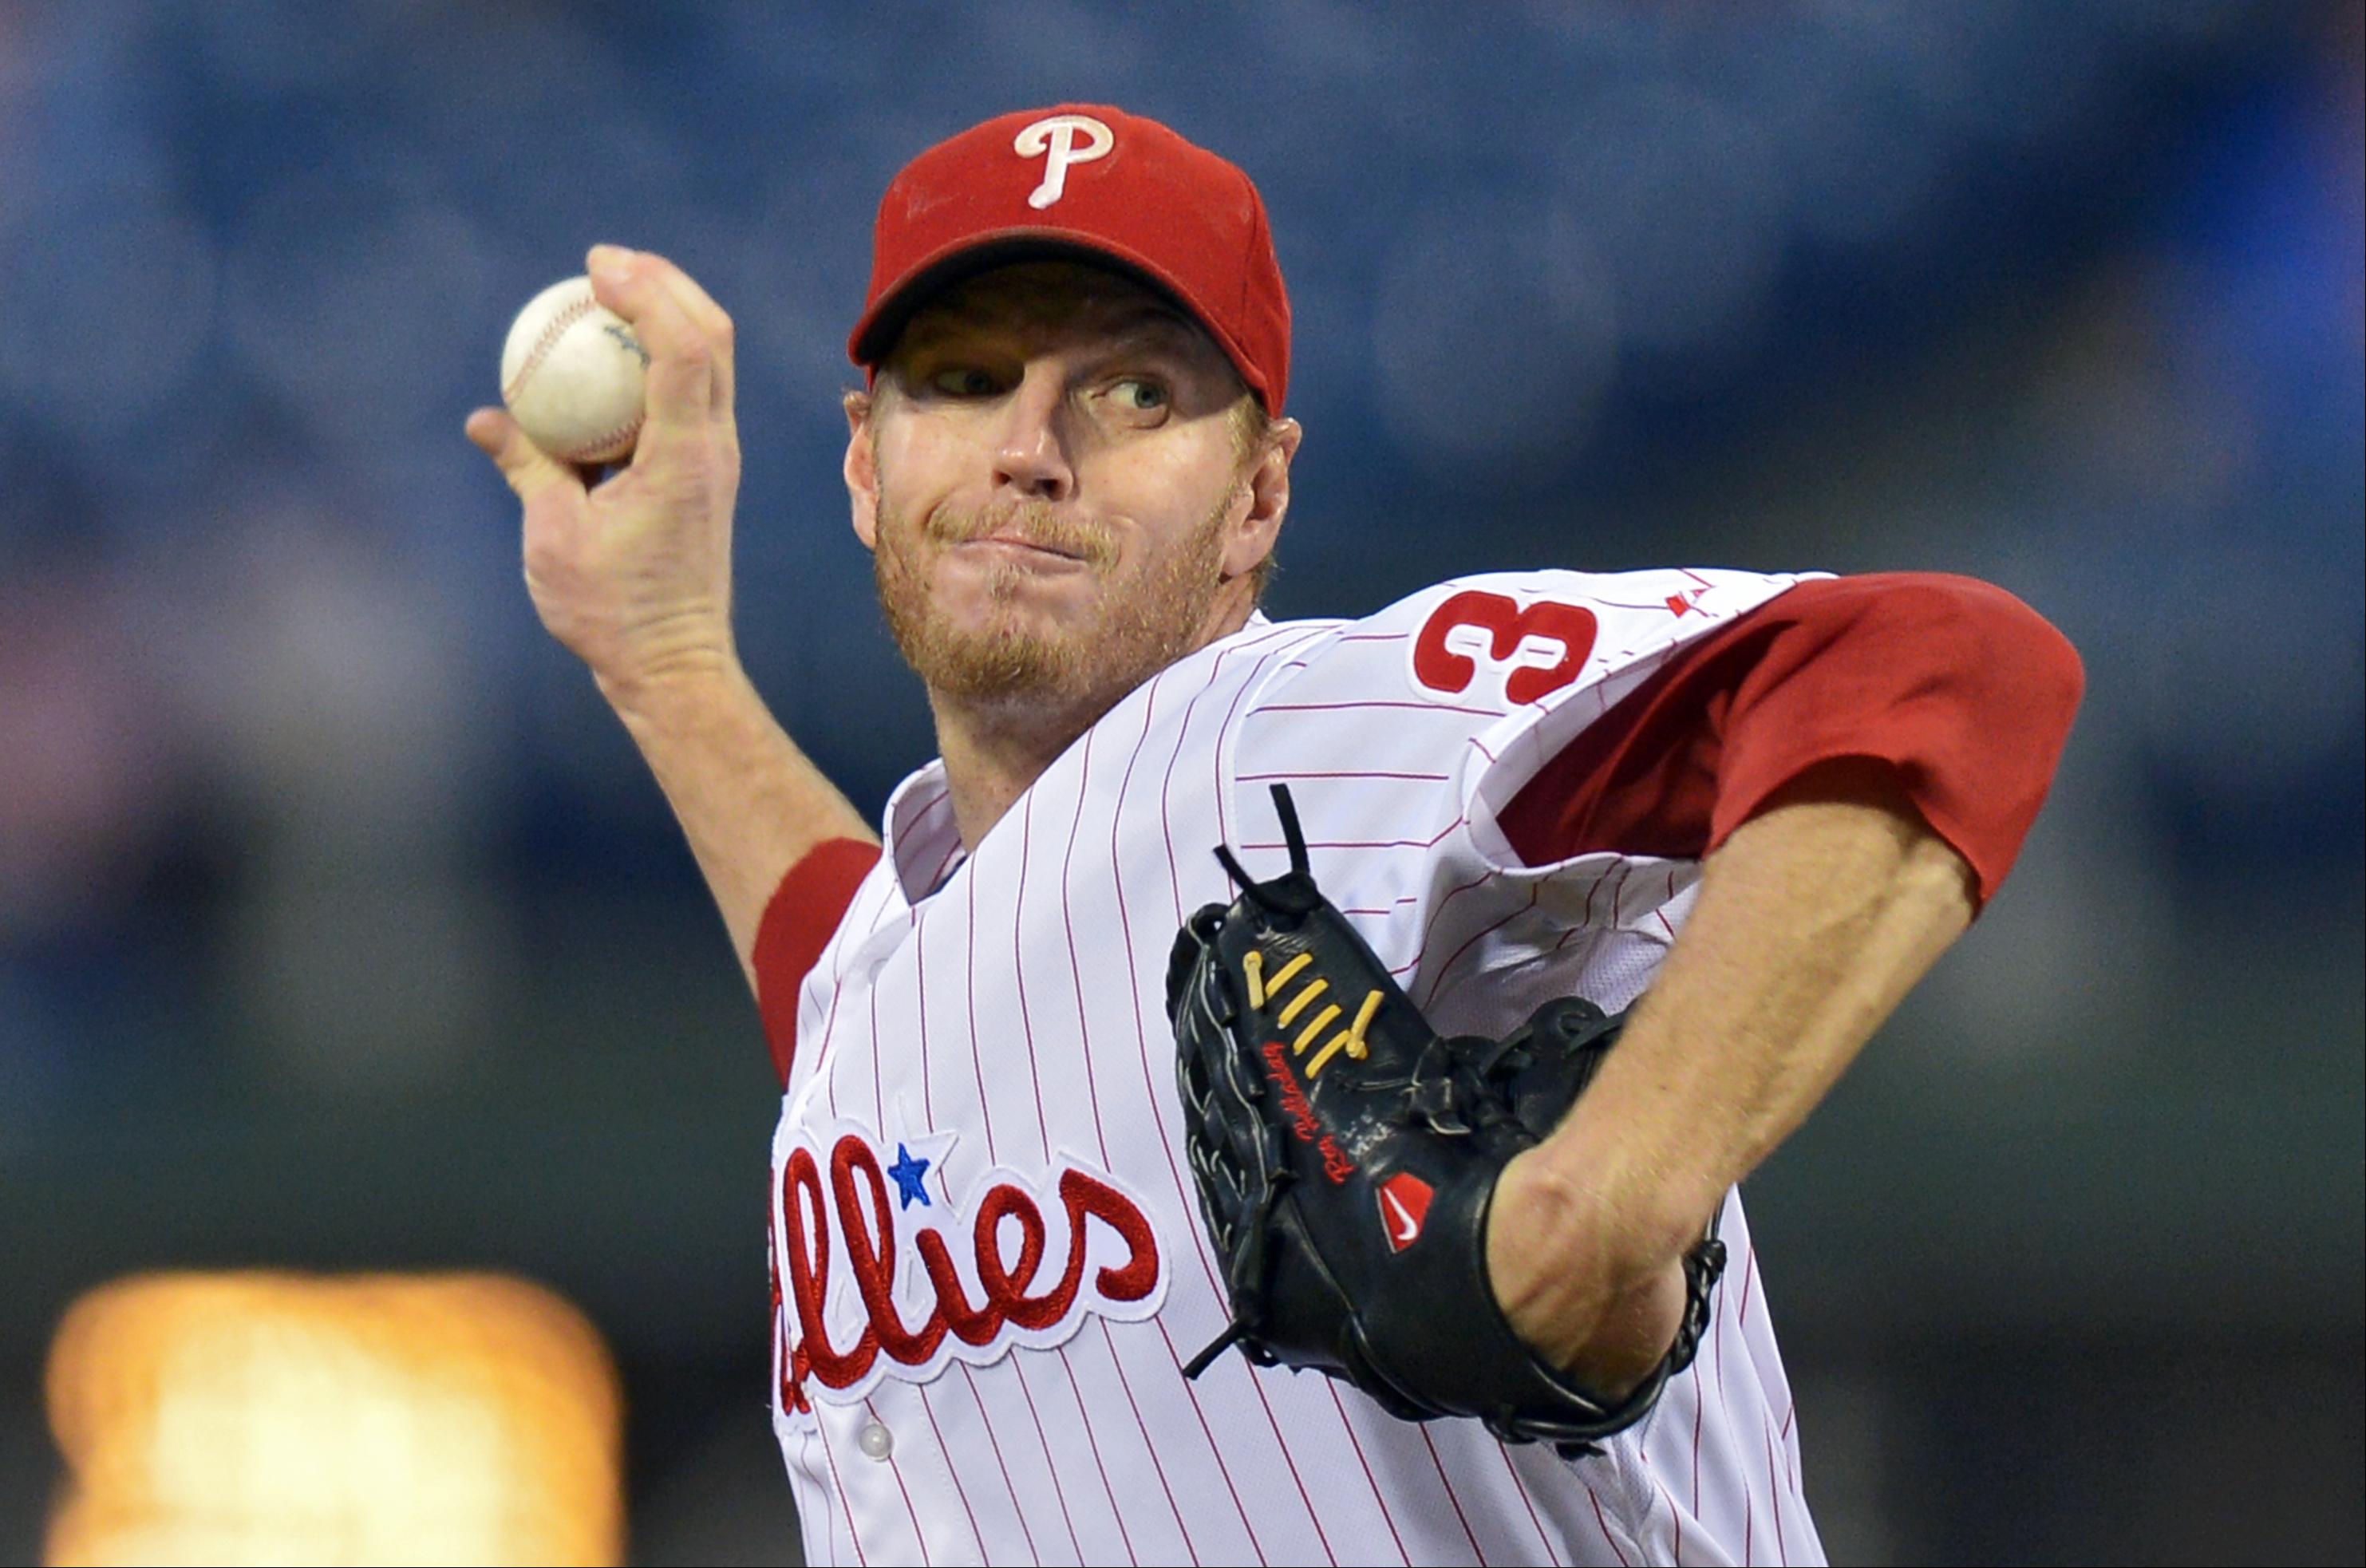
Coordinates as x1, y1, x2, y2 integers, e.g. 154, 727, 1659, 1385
1378, 1172, 1433, 1253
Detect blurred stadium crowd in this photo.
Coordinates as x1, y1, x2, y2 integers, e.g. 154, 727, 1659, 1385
0, 2, 2357, 1562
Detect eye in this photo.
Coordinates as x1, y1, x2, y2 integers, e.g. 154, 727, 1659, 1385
1110, 378, 1169, 413
928, 365, 1002, 397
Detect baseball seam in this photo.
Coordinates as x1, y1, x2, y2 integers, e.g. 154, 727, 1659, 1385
506, 287, 644, 461
552, 412, 645, 465
502, 290, 601, 405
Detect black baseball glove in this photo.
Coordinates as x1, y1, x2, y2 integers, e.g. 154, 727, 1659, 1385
1167, 784, 1726, 1455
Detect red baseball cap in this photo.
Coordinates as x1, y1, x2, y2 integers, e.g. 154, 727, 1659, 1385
847, 105, 1291, 413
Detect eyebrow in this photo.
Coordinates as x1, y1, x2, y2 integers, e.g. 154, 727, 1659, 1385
1073, 316, 1209, 373
896, 300, 1207, 360
1101, 310, 1202, 353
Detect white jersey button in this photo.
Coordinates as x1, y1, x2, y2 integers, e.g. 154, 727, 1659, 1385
857, 1420, 893, 1461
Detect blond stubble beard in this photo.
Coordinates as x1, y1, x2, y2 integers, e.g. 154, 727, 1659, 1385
873, 485, 1239, 713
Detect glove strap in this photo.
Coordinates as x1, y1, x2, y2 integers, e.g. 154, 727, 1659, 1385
1213, 784, 1320, 918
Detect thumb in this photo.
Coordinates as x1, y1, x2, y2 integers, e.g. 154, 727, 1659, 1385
466, 407, 583, 503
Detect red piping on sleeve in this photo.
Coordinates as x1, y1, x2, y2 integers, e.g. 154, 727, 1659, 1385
1496, 573, 2084, 906
752, 838, 885, 1084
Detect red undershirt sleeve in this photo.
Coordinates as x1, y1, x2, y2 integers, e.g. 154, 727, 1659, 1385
1495, 573, 2084, 905
752, 838, 885, 1085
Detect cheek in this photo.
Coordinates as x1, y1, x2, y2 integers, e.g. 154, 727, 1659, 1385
873, 421, 966, 513
1094, 444, 1240, 558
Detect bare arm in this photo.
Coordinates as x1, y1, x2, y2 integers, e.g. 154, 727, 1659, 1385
468, 246, 875, 988
1487, 759, 1976, 1392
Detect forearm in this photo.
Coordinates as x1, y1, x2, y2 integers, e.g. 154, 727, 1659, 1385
604, 658, 878, 989
1574, 761, 1973, 1249
1491, 760, 1975, 1378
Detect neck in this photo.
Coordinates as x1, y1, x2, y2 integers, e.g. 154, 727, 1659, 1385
930, 585, 1258, 852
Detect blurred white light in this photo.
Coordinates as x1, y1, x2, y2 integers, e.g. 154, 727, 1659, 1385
46, 1272, 625, 1566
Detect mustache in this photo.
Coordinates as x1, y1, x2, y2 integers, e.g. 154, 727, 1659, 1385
917, 500, 1118, 567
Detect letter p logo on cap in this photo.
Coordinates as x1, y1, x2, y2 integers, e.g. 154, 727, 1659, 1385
1014, 113, 1115, 210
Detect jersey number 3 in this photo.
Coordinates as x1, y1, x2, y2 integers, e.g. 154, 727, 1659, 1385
1412, 590, 1598, 705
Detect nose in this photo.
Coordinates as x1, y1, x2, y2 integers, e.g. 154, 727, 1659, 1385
991, 365, 1076, 503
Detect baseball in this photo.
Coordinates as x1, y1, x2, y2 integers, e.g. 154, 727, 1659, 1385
499, 276, 649, 464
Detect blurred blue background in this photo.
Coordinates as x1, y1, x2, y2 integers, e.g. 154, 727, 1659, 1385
1, 2, 2358, 1561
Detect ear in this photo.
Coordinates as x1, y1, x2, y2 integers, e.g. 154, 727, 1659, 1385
843, 389, 880, 551
1222, 417, 1301, 579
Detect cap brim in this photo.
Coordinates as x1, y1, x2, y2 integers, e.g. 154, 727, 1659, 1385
848, 229, 1274, 409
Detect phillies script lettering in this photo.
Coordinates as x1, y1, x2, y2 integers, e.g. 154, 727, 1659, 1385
1261, 1041, 1357, 1183
772, 1128, 1165, 1412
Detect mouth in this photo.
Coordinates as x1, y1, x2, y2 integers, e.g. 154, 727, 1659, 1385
954, 534, 1092, 567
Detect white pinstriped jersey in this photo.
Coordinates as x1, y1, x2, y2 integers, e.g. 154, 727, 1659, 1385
770, 567, 1831, 1566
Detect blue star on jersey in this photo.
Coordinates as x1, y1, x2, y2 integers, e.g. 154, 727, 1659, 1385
887, 1143, 931, 1209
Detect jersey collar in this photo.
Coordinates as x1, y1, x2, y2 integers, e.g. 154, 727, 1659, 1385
876, 610, 1278, 906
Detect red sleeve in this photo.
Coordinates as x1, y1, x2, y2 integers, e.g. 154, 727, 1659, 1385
751, 838, 885, 1084
1496, 573, 2084, 906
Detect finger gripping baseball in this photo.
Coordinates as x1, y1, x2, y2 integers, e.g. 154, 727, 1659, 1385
1169, 784, 1727, 1454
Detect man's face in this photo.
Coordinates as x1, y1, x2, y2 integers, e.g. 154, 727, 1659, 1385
847, 262, 1284, 713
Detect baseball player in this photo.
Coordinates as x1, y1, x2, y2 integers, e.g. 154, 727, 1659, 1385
469, 105, 2081, 1566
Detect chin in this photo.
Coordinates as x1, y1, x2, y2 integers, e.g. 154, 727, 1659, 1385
940, 559, 1099, 628
879, 530, 1226, 710
891, 592, 1095, 703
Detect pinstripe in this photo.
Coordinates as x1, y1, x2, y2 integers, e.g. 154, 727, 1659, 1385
911, 1381, 984, 1561
1012, 786, 1054, 1161
1097, 1319, 1199, 1562
864, 1394, 929, 1560
1420, 1424, 1488, 1563
1585, 1483, 1631, 1568
1007, 1355, 1086, 1562
962, 868, 997, 1163
957, 1360, 1040, 1562
1054, 1343, 1140, 1565
1495, 1444, 1562, 1565
811, 1423, 866, 1566
1113, 664, 1266, 1558
1325, 1382, 1412, 1566
1416, 881, 1541, 1009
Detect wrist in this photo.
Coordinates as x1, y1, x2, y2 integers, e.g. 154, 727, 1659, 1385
596, 646, 753, 735
580, 592, 740, 702
1486, 1148, 1704, 1397
1489, 1151, 1666, 1306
